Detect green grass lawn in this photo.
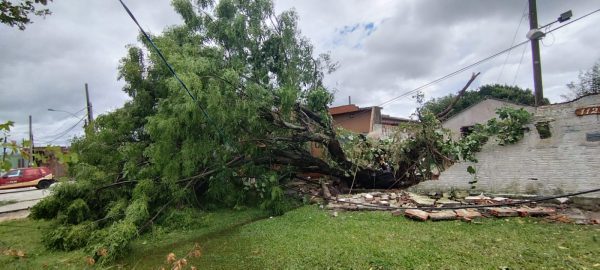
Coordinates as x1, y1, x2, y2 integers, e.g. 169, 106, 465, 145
1, 205, 599, 269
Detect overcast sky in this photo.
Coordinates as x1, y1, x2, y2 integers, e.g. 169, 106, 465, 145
1, 0, 599, 145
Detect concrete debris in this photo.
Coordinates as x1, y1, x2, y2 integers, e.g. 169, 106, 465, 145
429, 210, 457, 221
492, 197, 510, 202
487, 207, 519, 217
436, 198, 462, 207
407, 193, 436, 206
515, 207, 555, 217
454, 209, 482, 220
319, 189, 596, 225
404, 209, 429, 221
465, 194, 492, 204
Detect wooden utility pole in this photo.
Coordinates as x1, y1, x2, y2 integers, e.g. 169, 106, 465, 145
2, 136, 6, 164
85, 83, 94, 128
528, 0, 544, 106
29, 115, 33, 166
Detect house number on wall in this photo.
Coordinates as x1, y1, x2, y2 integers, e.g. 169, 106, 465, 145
575, 106, 600, 116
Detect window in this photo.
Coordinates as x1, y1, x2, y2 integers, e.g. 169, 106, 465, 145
460, 125, 475, 137
535, 122, 551, 139
6, 170, 21, 178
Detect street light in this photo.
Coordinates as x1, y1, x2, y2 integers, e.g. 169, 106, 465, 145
47, 108, 84, 119
525, 3, 573, 107
526, 10, 573, 41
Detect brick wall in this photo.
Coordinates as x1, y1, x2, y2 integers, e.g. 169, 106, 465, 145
412, 94, 600, 198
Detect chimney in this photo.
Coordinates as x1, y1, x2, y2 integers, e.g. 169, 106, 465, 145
348, 96, 352, 105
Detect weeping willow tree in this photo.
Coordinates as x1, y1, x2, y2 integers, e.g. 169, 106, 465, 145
30, 0, 531, 263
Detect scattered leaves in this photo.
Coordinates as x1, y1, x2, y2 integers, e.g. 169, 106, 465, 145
167, 252, 176, 264
85, 256, 96, 266
2, 249, 26, 258
98, 247, 108, 257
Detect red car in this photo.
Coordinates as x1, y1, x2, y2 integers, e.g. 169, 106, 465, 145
0, 167, 54, 190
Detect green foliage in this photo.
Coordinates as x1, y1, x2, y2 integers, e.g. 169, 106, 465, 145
337, 129, 394, 171
64, 199, 90, 224
34, 0, 335, 263
490, 107, 531, 145
535, 122, 552, 139
42, 221, 96, 251
565, 60, 600, 99
423, 84, 548, 119
338, 106, 531, 185
30, 195, 61, 219
0, 0, 53, 30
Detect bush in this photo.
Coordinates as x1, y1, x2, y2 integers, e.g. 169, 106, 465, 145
65, 199, 91, 225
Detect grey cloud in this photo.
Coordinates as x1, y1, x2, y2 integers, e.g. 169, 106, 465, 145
2, 0, 599, 144
1, 0, 182, 144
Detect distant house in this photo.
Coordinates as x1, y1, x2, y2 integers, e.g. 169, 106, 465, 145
3, 152, 30, 169
308, 104, 413, 157
1, 147, 69, 178
329, 104, 414, 139
33, 146, 69, 178
442, 98, 535, 140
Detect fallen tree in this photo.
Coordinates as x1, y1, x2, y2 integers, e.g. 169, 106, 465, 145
30, 0, 532, 264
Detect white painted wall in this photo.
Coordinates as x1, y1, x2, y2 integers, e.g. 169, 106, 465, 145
413, 94, 600, 198
443, 99, 535, 140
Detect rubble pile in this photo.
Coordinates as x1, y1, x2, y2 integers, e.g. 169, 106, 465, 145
324, 191, 600, 224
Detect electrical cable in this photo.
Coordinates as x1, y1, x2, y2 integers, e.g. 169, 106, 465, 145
37, 115, 86, 145
378, 40, 529, 108
335, 8, 600, 126
37, 108, 87, 140
512, 44, 528, 86
544, 8, 600, 35
117, 0, 223, 139
497, 2, 528, 84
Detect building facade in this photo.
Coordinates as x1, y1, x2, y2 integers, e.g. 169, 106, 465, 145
412, 94, 600, 198
442, 98, 534, 140
329, 104, 413, 138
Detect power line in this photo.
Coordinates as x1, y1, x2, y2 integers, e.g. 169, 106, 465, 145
497, 1, 528, 84
331, 8, 600, 128
378, 40, 529, 108
117, 0, 222, 138
377, 7, 600, 108
512, 44, 528, 85
38, 116, 86, 145
544, 8, 600, 35
39, 108, 87, 139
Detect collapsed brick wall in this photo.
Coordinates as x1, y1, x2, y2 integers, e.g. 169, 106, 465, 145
411, 94, 600, 198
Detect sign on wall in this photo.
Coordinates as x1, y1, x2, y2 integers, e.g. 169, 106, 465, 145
575, 106, 600, 116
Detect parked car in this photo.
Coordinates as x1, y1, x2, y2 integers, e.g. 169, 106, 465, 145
0, 167, 54, 190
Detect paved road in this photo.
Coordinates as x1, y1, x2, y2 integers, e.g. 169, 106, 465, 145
0, 186, 53, 213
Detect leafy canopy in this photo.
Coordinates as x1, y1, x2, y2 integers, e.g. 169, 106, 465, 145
0, 0, 53, 30
31, 0, 335, 264
422, 84, 549, 118
565, 60, 600, 100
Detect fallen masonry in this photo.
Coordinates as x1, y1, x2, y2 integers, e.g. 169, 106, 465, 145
323, 190, 600, 224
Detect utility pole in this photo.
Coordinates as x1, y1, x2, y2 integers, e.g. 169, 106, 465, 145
2, 136, 6, 164
528, 0, 544, 106
29, 115, 33, 167
85, 83, 94, 128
